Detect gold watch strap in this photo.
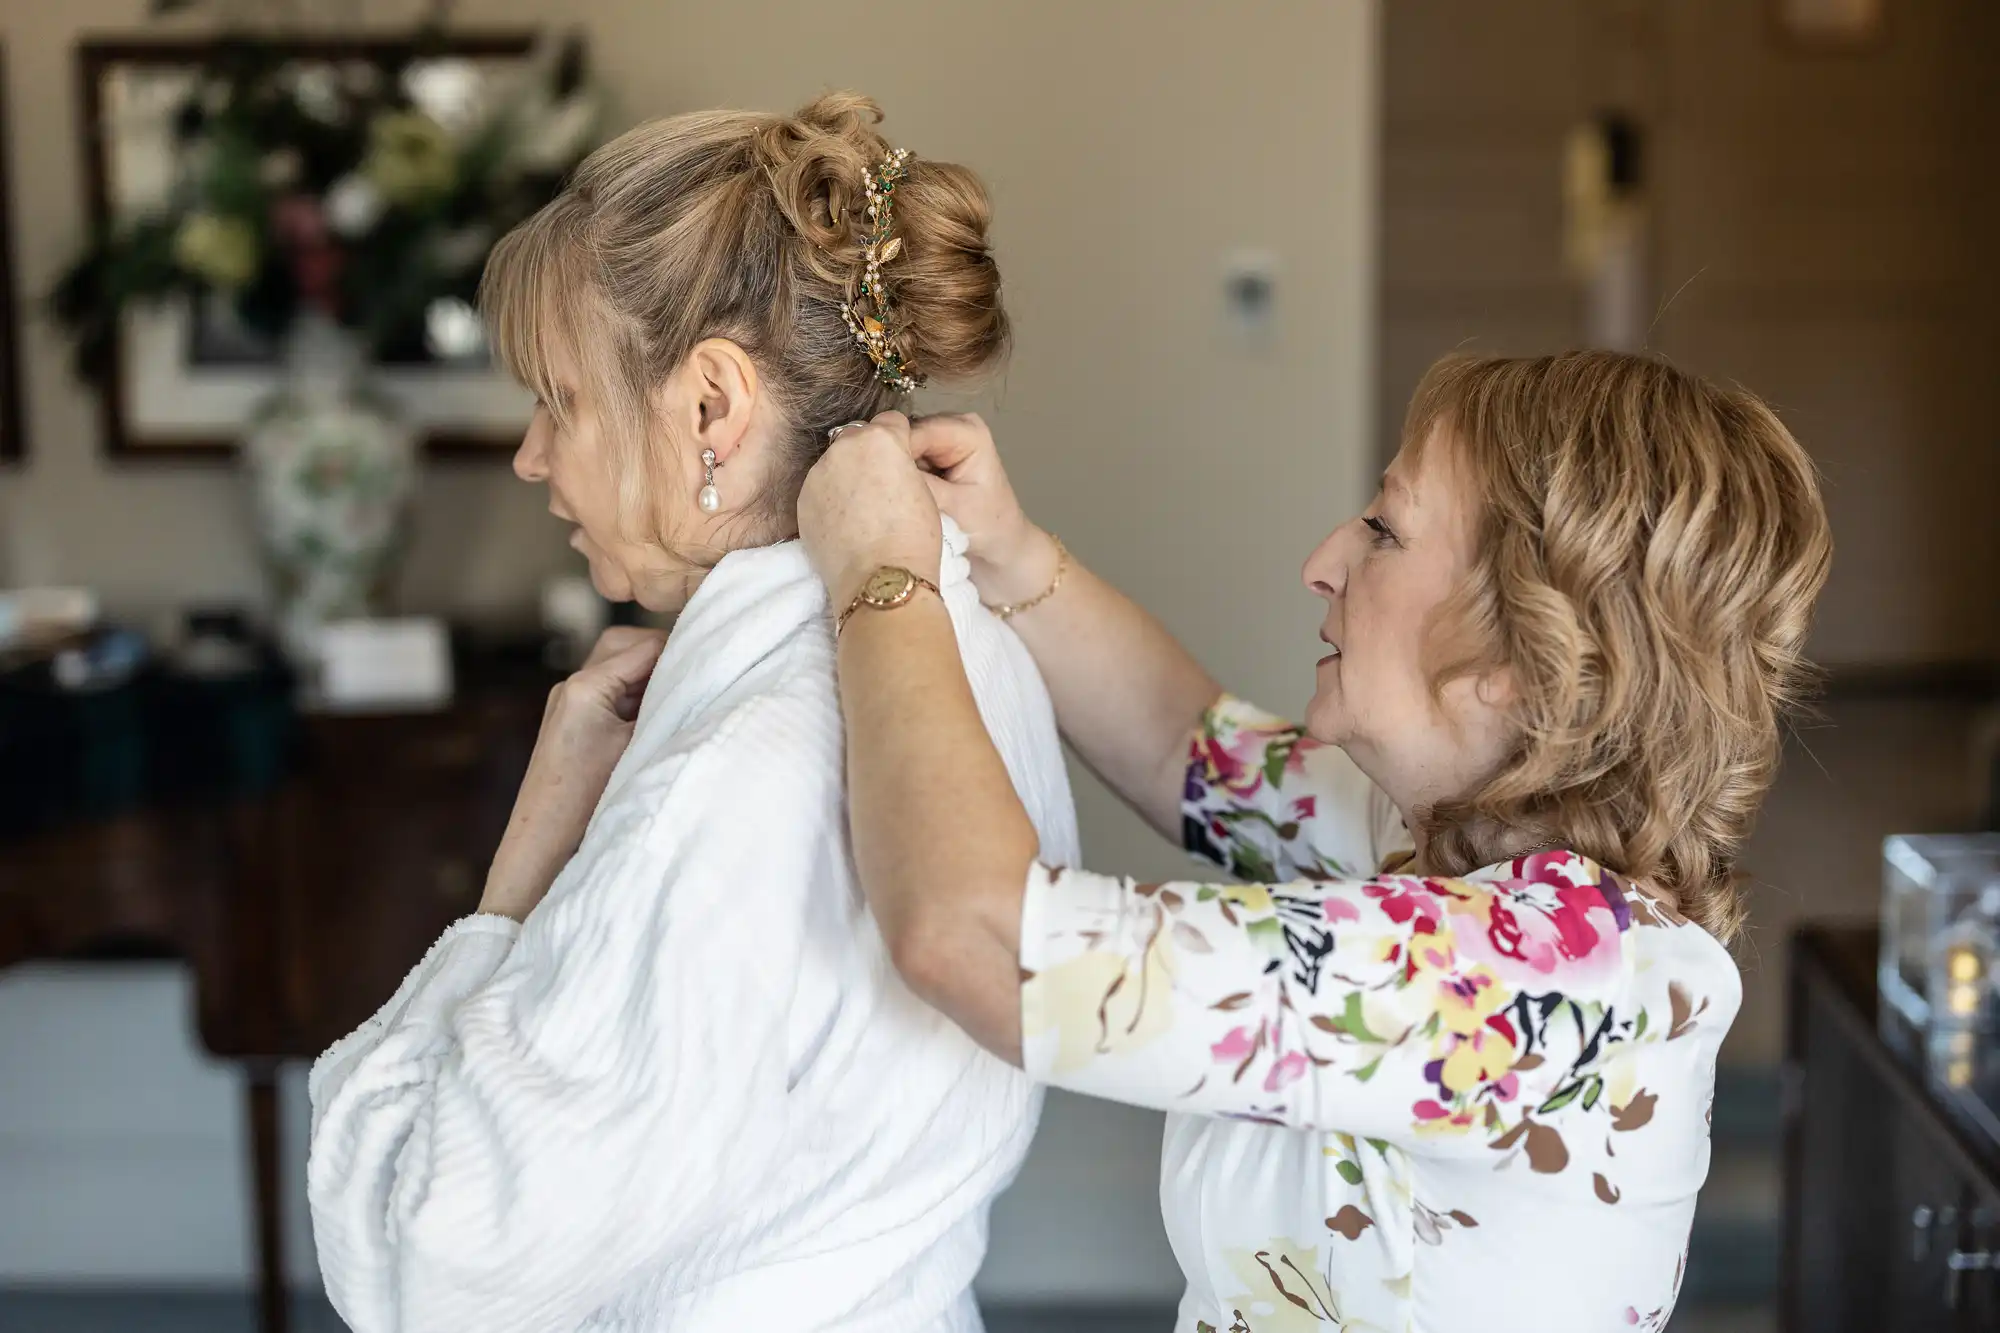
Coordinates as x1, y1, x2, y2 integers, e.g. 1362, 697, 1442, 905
836, 572, 941, 636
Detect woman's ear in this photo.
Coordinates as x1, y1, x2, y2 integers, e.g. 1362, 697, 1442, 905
1473, 665, 1519, 712
676, 338, 761, 465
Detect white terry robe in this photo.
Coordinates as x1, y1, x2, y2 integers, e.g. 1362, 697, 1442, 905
307, 520, 1079, 1333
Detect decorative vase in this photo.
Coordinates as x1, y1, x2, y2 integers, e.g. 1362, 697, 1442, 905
243, 312, 419, 670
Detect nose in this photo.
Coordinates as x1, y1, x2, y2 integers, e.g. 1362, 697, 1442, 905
1301, 519, 1357, 604
513, 410, 550, 484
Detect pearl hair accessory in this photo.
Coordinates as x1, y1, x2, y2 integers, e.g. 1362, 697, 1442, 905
698, 448, 721, 513
840, 148, 924, 394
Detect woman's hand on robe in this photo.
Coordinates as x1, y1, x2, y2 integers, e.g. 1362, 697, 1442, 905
798, 411, 945, 610
479, 627, 668, 922
908, 413, 1063, 610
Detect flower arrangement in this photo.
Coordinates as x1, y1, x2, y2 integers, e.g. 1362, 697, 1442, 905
52, 7, 602, 381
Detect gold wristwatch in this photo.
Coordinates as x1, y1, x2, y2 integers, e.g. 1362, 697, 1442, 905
836, 566, 940, 635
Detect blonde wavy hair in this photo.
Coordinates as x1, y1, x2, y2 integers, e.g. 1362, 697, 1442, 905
1408, 351, 1833, 942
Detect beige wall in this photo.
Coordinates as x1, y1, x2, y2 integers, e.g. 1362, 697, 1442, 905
1654, 0, 1999, 1061
1383, 0, 1999, 1064
0, 0, 1381, 1296
1386, 0, 2000, 666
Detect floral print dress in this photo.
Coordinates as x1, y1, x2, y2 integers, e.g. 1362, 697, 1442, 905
1019, 697, 1740, 1333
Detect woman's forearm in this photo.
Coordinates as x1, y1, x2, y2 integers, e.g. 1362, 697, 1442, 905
835, 593, 1038, 1063
978, 529, 1221, 838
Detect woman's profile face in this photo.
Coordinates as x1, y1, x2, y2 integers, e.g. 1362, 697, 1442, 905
512, 335, 649, 606
1300, 427, 1517, 817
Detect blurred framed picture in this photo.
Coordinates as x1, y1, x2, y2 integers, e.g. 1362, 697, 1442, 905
1, 44, 25, 463
73, 33, 572, 460
1772, 0, 1888, 50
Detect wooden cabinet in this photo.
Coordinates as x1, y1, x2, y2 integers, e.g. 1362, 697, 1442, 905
0, 667, 550, 1333
269, 697, 539, 1054
1786, 927, 2000, 1330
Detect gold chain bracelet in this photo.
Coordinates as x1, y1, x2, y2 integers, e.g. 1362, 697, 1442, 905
983, 534, 1069, 621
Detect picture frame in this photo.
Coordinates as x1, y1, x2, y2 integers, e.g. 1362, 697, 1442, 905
1, 44, 25, 464
75, 32, 546, 461
1770, 0, 1889, 52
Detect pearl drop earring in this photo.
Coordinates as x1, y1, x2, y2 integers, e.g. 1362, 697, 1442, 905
698, 449, 721, 513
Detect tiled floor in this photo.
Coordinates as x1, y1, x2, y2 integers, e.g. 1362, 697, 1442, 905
0, 1291, 1774, 1332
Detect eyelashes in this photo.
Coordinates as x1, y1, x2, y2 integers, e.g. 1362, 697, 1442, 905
1363, 515, 1398, 546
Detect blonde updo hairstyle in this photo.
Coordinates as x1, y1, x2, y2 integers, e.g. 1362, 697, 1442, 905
1408, 351, 1833, 943
480, 91, 1007, 544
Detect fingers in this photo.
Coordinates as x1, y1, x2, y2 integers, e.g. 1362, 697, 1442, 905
921, 473, 953, 510
921, 472, 973, 525
572, 630, 667, 721
910, 413, 990, 475
820, 411, 917, 471
826, 410, 910, 455
582, 625, 665, 670
817, 412, 928, 493
589, 631, 667, 689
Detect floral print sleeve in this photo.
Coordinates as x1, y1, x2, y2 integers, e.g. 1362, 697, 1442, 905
1020, 828, 1735, 1332
1020, 848, 1658, 1148
1182, 695, 1407, 886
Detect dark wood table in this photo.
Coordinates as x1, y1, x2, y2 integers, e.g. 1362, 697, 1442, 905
0, 676, 547, 1333
1785, 925, 2000, 1330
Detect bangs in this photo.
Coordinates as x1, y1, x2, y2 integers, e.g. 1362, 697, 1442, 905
1399, 353, 1494, 464
479, 197, 599, 430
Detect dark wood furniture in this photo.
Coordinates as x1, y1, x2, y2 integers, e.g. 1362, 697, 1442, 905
0, 673, 547, 1333
1786, 925, 2000, 1330
0, 40, 26, 463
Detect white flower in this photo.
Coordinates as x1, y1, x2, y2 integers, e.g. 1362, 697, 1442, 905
362, 111, 457, 206
424, 298, 488, 363
287, 63, 344, 125
260, 149, 303, 189
518, 93, 600, 173
173, 214, 259, 290
325, 174, 385, 238
403, 59, 486, 138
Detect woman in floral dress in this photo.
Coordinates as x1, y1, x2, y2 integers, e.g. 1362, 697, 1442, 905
797, 351, 1833, 1333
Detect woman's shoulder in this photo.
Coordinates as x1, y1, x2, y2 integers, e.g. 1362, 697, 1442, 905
1365, 851, 1738, 1148
1184, 694, 1405, 882
1367, 849, 1739, 1004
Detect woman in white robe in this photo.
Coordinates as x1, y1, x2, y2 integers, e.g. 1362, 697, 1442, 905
306, 93, 1077, 1333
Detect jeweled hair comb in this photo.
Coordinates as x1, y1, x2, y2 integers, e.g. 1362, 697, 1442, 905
840, 147, 924, 394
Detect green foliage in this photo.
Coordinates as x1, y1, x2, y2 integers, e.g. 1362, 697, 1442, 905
52, 19, 597, 382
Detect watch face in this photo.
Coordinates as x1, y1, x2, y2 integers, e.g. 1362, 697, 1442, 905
863, 566, 916, 606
